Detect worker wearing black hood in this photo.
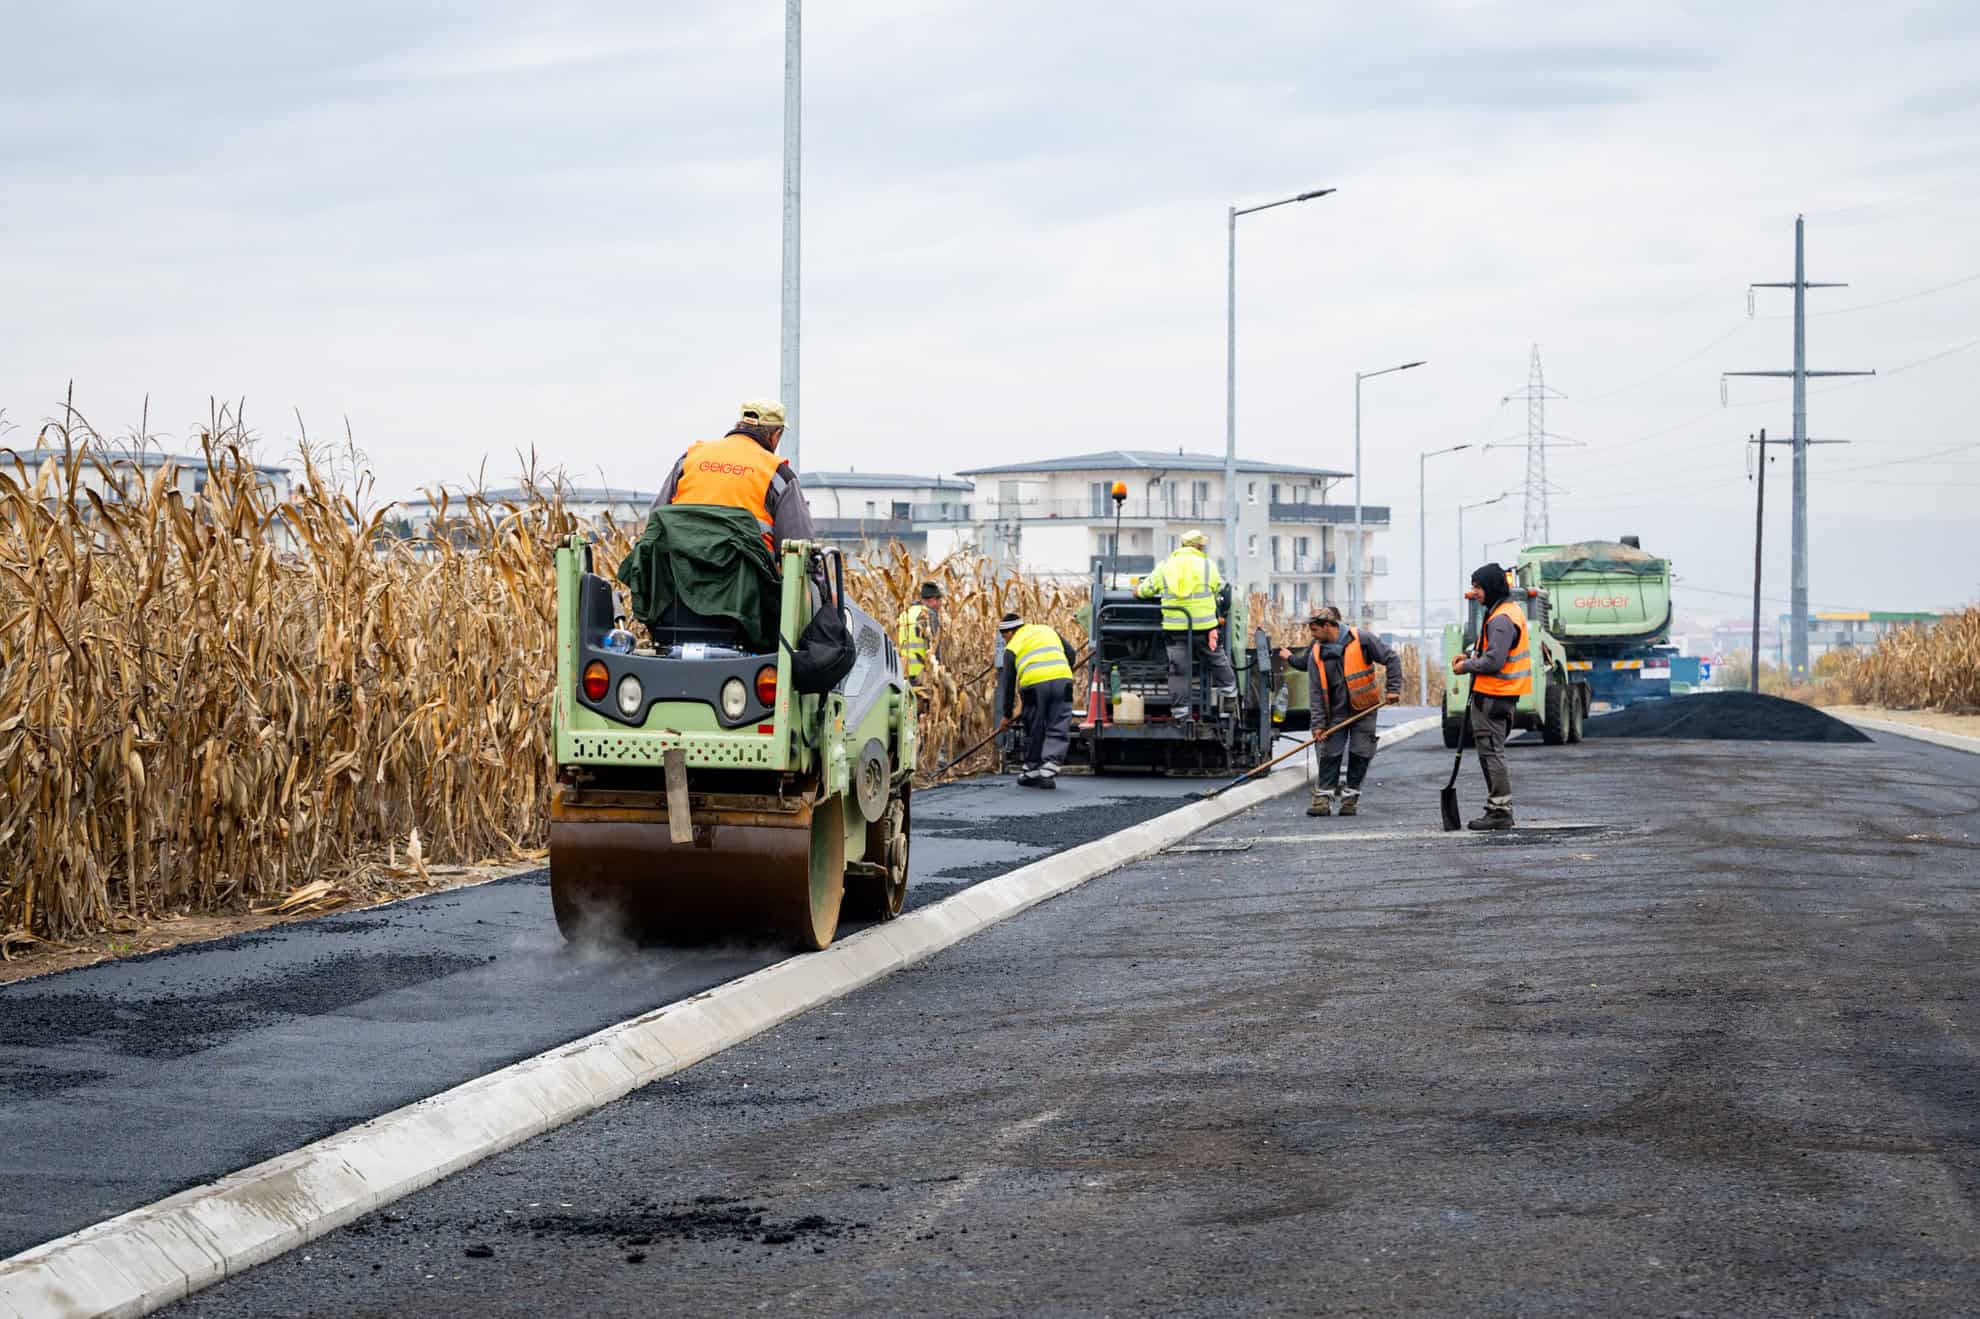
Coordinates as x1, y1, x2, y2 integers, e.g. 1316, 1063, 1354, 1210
1450, 562, 1531, 829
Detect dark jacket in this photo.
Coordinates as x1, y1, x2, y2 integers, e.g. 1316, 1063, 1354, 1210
1285, 627, 1403, 723
616, 505, 781, 653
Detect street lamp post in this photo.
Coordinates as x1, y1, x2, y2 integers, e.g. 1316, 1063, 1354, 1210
1351, 359, 1426, 625
1417, 441, 1471, 704
780, 0, 802, 467
1226, 186, 1334, 597
1457, 493, 1510, 597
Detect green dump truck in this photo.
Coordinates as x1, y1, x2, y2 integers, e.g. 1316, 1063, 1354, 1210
1524, 537, 1689, 708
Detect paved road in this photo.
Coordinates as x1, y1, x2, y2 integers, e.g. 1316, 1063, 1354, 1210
161, 726, 1980, 1317
4, 712, 1404, 1264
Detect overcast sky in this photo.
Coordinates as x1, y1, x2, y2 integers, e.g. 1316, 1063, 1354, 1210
4, 1, 1977, 624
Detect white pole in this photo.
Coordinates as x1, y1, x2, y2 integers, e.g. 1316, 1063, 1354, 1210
780, 0, 802, 468
1223, 206, 1238, 591
1418, 449, 1427, 705
1352, 372, 1362, 626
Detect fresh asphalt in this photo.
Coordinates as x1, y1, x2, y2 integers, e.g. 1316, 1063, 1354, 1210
155, 722, 1980, 1317
0, 714, 1412, 1264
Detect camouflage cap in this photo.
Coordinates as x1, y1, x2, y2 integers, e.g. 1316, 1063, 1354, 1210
738, 400, 787, 427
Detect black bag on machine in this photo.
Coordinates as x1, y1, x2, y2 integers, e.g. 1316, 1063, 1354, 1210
787, 551, 857, 695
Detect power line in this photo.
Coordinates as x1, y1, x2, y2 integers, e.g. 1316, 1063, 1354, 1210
1579, 323, 1751, 403
1758, 269, 1980, 319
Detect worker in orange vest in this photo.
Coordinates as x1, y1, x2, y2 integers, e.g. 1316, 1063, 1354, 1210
1277, 605, 1402, 817
652, 401, 816, 554
1450, 562, 1532, 830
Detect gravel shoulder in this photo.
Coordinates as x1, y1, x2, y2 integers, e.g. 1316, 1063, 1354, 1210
163, 725, 1980, 1317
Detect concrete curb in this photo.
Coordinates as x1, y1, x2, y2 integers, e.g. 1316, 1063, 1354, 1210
1834, 712, 1980, 757
0, 717, 1434, 1319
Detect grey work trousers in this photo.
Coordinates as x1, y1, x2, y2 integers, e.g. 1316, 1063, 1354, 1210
1468, 694, 1517, 813
1018, 678, 1074, 771
1164, 632, 1237, 708
1311, 707, 1379, 795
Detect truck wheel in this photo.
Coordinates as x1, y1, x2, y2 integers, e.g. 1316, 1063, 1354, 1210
1442, 705, 1465, 749
1566, 684, 1586, 743
1541, 677, 1569, 745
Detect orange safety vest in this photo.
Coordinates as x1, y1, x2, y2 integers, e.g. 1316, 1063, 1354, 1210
1472, 599, 1532, 698
1310, 631, 1382, 714
670, 432, 787, 550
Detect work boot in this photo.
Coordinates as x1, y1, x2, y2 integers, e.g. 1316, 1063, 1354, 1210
1018, 774, 1056, 790
1338, 790, 1360, 817
1467, 810, 1513, 831
1306, 794, 1331, 817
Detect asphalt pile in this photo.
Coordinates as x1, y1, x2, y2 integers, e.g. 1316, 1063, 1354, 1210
1582, 692, 1870, 743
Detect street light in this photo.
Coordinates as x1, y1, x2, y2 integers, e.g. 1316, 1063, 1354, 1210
1352, 359, 1426, 625
1226, 186, 1335, 597
1417, 441, 1471, 704
1457, 492, 1511, 596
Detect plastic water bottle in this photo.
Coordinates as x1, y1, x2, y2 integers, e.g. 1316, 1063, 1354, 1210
603, 627, 636, 654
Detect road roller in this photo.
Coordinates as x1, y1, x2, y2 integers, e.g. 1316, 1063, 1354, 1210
549, 533, 915, 950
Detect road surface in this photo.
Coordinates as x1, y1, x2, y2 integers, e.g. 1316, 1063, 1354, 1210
154, 725, 1980, 1317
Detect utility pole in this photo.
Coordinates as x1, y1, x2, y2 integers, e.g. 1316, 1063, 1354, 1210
1725, 216, 1874, 677
780, 0, 802, 468
1749, 429, 1768, 693
1500, 346, 1568, 545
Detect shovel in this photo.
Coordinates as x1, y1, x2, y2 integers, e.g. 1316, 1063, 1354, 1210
1440, 699, 1471, 832
1192, 704, 1382, 801
936, 717, 1012, 776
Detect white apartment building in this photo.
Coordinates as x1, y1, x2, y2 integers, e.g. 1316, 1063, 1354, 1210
391, 485, 656, 539
804, 471, 974, 560
941, 449, 1390, 620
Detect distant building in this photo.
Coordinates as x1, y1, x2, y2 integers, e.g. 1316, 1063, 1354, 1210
4, 445, 294, 504
802, 471, 974, 559
1775, 610, 1943, 667
390, 486, 656, 540
947, 450, 1390, 621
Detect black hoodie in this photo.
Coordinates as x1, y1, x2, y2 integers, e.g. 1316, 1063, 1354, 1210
1461, 562, 1521, 680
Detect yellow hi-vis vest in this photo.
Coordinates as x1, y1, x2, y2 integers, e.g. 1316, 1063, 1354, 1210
1138, 547, 1220, 631
1472, 599, 1532, 698
897, 602, 932, 678
1006, 624, 1072, 688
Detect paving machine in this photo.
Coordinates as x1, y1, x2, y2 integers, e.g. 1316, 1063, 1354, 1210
549, 533, 915, 950
1069, 561, 1277, 774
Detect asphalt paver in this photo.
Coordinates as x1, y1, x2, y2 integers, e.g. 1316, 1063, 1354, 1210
3, 713, 1405, 1264
163, 726, 1980, 1316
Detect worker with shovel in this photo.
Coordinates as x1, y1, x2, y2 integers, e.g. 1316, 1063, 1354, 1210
1450, 562, 1529, 830
1278, 605, 1402, 816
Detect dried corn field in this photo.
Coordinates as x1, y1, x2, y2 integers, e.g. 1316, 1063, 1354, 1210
1834, 608, 1980, 712
0, 427, 1440, 945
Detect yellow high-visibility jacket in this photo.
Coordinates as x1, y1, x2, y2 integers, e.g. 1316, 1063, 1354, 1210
1137, 547, 1220, 631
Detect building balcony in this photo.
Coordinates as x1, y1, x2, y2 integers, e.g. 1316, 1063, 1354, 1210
813, 517, 917, 541
916, 498, 1228, 523
1269, 502, 1391, 526
1269, 555, 1339, 577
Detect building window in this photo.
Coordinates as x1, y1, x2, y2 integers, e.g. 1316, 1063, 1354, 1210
1246, 481, 1257, 505
1247, 534, 1258, 558
892, 501, 910, 519
1090, 482, 1108, 516
865, 500, 877, 518
1270, 483, 1281, 504
1270, 535, 1281, 570
1294, 582, 1309, 609
1192, 480, 1210, 514
1168, 535, 1179, 553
